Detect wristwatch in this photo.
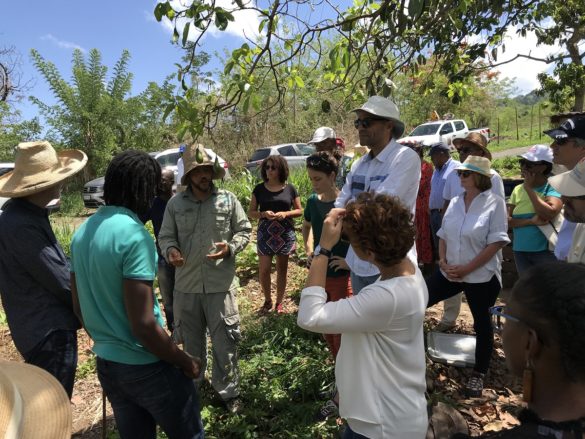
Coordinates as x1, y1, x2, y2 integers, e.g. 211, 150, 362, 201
315, 247, 333, 258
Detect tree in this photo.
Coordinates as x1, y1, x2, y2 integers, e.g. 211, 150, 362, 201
0, 102, 42, 161
30, 48, 177, 177
155, 0, 540, 138
486, 0, 585, 112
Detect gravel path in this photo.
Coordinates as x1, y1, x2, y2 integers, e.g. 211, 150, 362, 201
492, 146, 531, 159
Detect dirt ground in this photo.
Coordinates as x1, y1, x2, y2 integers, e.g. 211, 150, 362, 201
0, 258, 524, 438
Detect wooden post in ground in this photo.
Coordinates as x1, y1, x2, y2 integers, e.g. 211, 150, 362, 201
515, 107, 519, 140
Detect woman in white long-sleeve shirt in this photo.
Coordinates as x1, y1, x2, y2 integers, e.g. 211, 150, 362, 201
427, 156, 510, 398
297, 192, 428, 439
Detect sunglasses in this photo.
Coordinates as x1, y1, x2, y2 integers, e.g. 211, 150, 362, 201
457, 147, 481, 155
553, 138, 571, 146
264, 165, 277, 171
354, 117, 387, 129
457, 170, 472, 177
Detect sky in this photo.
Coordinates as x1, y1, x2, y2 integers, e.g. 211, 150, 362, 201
1, 1, 564, 124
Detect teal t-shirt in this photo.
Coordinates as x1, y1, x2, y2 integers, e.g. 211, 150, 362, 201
71, 206, 164, 365
304, 193, 350, 277
509, 182, 561, 252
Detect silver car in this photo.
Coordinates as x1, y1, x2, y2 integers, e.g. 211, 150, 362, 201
245, 143, 315, 173
82, 148, 231, 208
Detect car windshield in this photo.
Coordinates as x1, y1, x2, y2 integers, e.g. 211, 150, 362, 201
409, 123, 441, 136
157, 152, 180, 167
250, 149, 271, 162
296, 144, 315, 155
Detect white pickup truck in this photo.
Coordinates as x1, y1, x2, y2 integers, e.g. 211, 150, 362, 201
398, 119, 490, 148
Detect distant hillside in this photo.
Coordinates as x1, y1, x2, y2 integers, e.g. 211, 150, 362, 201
512, 90, 547, 106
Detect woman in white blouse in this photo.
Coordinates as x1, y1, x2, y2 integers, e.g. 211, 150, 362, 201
427, 156, 510, 398
298, 193, 428, 439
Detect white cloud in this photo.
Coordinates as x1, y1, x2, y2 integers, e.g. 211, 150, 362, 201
41, 34, 87, 53
153, 0, 262, 43
490, 26, 564, 95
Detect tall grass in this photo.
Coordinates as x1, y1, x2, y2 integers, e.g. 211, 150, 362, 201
57, 191, 86, 217
52, 223, 75, 257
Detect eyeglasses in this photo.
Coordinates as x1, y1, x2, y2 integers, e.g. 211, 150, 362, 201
457, 170, 472, 178
264, 165, 277, 171
489, 305, 521, 332
354, 117, 387, 129
519, 159, 545, 168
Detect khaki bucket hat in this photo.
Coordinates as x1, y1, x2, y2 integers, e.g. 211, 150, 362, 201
0, 141, 87, 198
0, 361, 72, 439
181, 143, 225, 185
452, 132, 492, 160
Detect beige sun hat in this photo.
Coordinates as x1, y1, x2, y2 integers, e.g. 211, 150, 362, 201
0, 361, 71, 439
0, 141, 87, 198
452, 132, 492, 160
456, 155, 492, 177
548, 157, 585, 197
352, 96, 405, 138
181, 143, 225, 185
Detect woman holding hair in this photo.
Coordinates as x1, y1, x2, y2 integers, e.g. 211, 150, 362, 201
302, 151, 353, 359
454, 261, 585, 438
427, 156, 510, 398
507, 145, 562, 273
248, 155, 302, 314
298, 192, 428, 439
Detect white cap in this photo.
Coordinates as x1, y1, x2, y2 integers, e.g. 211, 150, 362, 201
308, 127, 336, 144
519, 144, 553, 163
548, 158, 585, 197
351, 96, 405, 137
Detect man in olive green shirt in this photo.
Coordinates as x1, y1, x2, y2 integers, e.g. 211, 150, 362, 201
159, 144, 251, 413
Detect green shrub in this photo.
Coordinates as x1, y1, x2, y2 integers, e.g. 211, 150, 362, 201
492, 156, 521, 178
52, 223, 75, 257
57, 191, 86, 217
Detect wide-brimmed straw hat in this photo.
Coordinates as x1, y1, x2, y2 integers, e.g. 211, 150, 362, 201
0, 361, 71, 439
0, 141, 87, 198
181, 143, 225, 185
453, 132, 492, 161
352, 96, 405, 138
456, 156, 492, 177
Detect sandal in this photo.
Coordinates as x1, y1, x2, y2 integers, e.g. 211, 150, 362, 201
275, 303, 284, 314
259, 300, 272, 313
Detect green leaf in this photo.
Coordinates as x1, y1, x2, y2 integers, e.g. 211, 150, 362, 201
182, 22, 190, 46
162, 103, 175, 122
258, 19, 267, 34
294, 76, 304, 88
177, 124, 188, 142
491, 47, 497, 61
408, 0, 425, 19
172, 27, 180, 44
224, 60, 235, 75
242, 95, 250, 114
321, 100, 331, 113
154, 3, 166, 21
181, 78, 188, 91
166, 7, 175, 20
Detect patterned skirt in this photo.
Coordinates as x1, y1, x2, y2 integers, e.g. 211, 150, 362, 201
257, 218, 296, 256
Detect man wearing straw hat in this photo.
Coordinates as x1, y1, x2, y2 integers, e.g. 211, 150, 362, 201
159, 143, 251, 414
0, 141, 87, 399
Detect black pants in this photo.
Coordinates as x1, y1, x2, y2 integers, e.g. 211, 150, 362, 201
426, 272, 500, 374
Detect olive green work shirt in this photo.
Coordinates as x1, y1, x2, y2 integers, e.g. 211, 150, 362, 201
158, 186, 251, 294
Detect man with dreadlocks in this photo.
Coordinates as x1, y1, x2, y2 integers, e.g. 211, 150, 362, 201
70, 150, 204, 439
159, 143, 251, 414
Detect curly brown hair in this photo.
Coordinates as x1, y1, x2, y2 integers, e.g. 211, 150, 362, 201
260, 155, 289, 183
342, 192, 415, 267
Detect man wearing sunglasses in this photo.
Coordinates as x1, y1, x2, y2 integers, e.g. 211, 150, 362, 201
548, 157, 585, 264
434, 132, 505, 332
543, 116, 585, 261
335, 96, 421, 293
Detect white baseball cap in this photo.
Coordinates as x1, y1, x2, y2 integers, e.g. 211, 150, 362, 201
352, 96, 405, 137
548, 158, 585, 197
308, 127, 336, 144
518, 144, 553, 163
